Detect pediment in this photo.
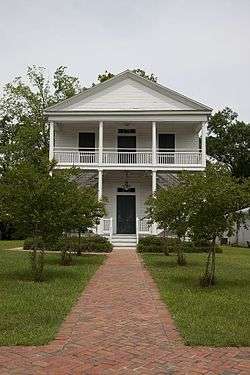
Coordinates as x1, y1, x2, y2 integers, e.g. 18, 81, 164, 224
46, 70, 212, 113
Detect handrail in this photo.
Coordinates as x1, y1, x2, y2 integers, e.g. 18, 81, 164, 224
54, 149, 203, 166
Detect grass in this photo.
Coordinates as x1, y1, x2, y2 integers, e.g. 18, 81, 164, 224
141, 246, 250, 347
0, 240, 24, 250
0, 249, 105, 346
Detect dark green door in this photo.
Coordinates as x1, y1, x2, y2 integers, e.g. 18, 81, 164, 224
117, 195, 136, 234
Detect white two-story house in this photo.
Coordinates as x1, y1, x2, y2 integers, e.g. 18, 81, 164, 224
45, 70, 212, 247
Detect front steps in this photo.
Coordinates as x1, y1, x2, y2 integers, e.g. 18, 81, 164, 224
111, 234, 137, 248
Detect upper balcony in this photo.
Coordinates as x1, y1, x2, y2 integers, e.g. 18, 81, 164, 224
54, 147, 203, 170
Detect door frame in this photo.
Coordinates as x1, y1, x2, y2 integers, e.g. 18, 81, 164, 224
116, 194, 136, 234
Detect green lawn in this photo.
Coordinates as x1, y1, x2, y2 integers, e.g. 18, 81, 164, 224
0, 250, 105, 345
0, 240, 24, 250
142, 246, 250, 347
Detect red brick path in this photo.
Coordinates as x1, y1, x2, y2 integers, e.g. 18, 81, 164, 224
0, 249, 249, 374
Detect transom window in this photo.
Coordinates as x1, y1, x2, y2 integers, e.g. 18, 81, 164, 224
118, 129, 136, 134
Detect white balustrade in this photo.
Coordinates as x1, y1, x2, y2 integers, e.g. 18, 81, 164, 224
54, 148, 202, 167
136, 217, 152, 244
102, 218, 113, 241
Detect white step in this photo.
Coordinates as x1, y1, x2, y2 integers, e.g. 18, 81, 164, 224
111, 235, 137, 248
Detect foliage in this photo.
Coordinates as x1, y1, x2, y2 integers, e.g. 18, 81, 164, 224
0, 163, 105, 278
0, 65, 81, 173
0, 250, 105, 345
146, 184, 189, 265
181, 165, 250, 286
136, 235, 222, 254
146, 164, 249, 285
207, 107, 250, 179
132, 68, 157, 82
94, 68, 157, 85
97, 70, 115, 83
137, 236, 165, 253
142, 247, 250, 346
23, 234, 113, 254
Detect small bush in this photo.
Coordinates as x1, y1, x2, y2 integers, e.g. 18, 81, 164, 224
137, 236, 164, 253
23, 234, 113, 254
23, 237, 45, 250
137, 236, 223, 254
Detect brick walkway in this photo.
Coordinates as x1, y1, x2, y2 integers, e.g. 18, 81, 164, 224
0, 249, 249, 375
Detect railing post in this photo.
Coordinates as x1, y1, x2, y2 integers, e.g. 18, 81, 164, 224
201, 122, 207, 167
152, 121, 157, 166
99, 121, 103, 165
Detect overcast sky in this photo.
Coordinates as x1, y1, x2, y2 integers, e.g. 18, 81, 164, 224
1, 0, 249, 120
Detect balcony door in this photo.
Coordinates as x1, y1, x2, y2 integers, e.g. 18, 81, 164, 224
79, 133, 95, 163
117, 195, 136, 234
158, 134, 175, 164
117, 135, 136, 164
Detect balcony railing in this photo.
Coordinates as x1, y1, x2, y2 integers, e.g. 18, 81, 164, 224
54, 148, 202, 167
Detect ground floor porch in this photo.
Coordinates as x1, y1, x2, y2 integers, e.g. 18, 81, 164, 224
75, 170, 177, 243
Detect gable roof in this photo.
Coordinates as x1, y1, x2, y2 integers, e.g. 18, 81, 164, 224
45, 70, 212, 113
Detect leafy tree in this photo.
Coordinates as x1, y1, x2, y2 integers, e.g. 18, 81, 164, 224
207, 107, 250, 179
182, 165, 249, 286
95, 68, 157, 85
0, 163, 105, 280
132, 68, 157, 82
0, 66, 81, 173
97, 70, 115, 83
146, 184, 188, 265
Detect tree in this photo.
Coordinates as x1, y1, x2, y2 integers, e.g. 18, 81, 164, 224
182, 165, 249, 286
94, 68, 157, 85
146, 184, 188, 265
97, 70, 115, 83
0, 163, 105, 280
0, 66, 81, 173
132, 69, 157, 82
207, 107, 250, 179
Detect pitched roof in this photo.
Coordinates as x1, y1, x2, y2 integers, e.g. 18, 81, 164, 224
45, 70, 212, 113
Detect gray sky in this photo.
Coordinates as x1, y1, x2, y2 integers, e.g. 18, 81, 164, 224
1, 0, 250, 120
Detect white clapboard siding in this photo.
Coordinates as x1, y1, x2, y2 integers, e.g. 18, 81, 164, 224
66, 79, 192, 111
55, 122, 199, 150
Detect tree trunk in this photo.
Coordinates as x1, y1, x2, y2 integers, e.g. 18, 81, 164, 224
177, 236, 186, 266
201, 237, 216, 287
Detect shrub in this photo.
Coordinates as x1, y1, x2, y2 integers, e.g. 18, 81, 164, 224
137, 235, 222, 254
23, 234, 113, 254
23, 237, 46, 250
137, 236, 164, 253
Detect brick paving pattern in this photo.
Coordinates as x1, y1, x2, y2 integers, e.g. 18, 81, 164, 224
0, 249, 249, 374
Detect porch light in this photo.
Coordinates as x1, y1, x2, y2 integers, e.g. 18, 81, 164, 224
121, 171, 131, 191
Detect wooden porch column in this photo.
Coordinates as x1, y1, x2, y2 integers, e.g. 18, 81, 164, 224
49, 121, 54, 162
201, 122, 207, 167
152, 170, 157, 235
98, 169, 103, 201
152, 121, 157, 166
99, 121, 103, 165
97, 169, 103, 234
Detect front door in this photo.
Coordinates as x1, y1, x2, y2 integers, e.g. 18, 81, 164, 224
117, 195, 136, 234
117, 136, 136, 163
